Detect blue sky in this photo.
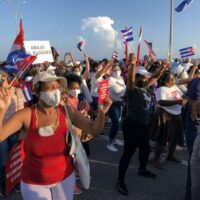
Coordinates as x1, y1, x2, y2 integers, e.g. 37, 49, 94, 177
0, 0, 199, 61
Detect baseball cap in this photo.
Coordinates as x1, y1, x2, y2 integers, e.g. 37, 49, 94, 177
136, 66, 152, 77
33, 70, 67, 88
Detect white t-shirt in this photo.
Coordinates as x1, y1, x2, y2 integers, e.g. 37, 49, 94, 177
175, 78, 188, 94
108, 76, 126, 102
156, 85, 183, 115
90, 72, 103, 97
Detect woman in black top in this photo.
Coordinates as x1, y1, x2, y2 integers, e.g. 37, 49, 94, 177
116, 54, 166, 196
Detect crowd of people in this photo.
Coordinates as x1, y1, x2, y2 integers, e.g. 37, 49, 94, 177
0, 47, 200, 200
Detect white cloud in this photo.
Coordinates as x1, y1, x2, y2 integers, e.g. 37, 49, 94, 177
81, 16, 117, 48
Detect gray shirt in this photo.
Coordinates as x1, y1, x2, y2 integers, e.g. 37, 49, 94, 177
126, 87, 153, 124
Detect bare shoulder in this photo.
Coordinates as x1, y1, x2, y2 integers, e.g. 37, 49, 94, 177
17, 107, 32, 116
15, 107, 32, 127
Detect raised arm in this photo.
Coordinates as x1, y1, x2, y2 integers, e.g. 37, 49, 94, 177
0, 88, 30, 142
127, 53, 136, 90
178, 62, 198, 85
68, 98, 112, 136
95, 60, 113, 79
69, 51, 77, 67
147, 61, 167, 87
63, 53, 69, 65
83, 53, 90, 80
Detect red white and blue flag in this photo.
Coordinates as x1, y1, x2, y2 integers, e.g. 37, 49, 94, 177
77, 41, 84, 52
2, 19, 36, 74
121, 27, 133, 44
112, 51, 118, 61
22, 83, 33, 102
179, 46, 195, 58
144, 40, 157, 58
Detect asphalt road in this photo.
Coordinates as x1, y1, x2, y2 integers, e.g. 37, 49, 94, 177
6, 121, 188, 200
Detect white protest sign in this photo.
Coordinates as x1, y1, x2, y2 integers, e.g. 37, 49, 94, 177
24, 41, 54, 64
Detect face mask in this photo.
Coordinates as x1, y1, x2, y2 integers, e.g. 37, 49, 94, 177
40, 89, 61, 107
112, 71, 121, 78
68, 89, 81, 98
74, 71, 81, 76
39, 126, 55, 136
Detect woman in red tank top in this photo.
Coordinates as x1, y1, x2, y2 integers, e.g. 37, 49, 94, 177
0, 70, 112, 200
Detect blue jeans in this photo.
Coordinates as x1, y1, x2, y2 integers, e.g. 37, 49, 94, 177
0, 133, 18, 191
185, 125, 198, 199
108, 102, 122, 143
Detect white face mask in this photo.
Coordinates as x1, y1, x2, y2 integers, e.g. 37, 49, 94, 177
40, 89, 61, 107
68, 89, 81, 98
112, 71, 121, 78
74, 71, 81, 76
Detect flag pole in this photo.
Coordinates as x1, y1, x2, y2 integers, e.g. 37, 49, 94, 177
169, 0, 174, 65
114, 30, 117, 52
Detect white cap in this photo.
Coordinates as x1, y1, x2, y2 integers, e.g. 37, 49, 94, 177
33, 71, 67, 88
136, 66, 152, 76
25, 76, 33, 82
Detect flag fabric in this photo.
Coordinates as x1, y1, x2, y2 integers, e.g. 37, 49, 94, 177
22, 83, 33, 102
77, 41, 84, 52
2, 19, 36, 74
112, 51, 118, 61
179, 46, 195, 58
175, 0, 193, 12
144, 40, 157, 57
121, 27, 134, 44
136, 28, 143, 66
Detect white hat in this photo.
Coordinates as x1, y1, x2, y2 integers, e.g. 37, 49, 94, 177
136, 66, 152, 76
33, 71, 67, 88
25, 76, 33, 82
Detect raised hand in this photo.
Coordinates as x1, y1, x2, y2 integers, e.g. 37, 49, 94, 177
98, 97, 112, 114
129, 53, 136, 65
0, 87, 14, 111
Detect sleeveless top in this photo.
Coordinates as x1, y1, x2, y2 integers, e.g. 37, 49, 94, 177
21, 105, 74, 185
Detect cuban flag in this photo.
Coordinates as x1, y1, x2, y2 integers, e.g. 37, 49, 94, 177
175, 0, 194, 12
77, 41, 84, 52
112, 51, 118, 61
121, 27, 134, 44
179, 46, 195, 58
22, 83, 33, 102
17, 80, 33, 103
2, 19, 36, 74
144, 40, 157, 57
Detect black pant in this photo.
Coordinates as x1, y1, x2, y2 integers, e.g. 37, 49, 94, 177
118, 117, 150, 181
82, 141, 90, 157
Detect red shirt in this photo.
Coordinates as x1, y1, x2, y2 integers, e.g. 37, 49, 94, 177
21, 106, 74, 185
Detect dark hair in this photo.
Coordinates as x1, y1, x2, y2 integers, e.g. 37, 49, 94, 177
34, 81, 42, 95
148, 62, 161, 73
158, 71, 171, 87
65, 74, 82, 88
91, 62, 99, 72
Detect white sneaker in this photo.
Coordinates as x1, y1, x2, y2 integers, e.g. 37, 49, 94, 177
114, 139, 124, 146
106, 144, 118, 152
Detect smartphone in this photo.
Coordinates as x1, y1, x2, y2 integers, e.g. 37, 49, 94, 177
78, 93, 85, 103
